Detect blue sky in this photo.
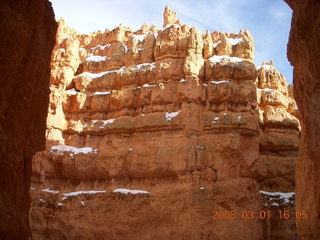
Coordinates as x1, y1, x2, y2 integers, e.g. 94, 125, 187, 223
50, 0, 293, 83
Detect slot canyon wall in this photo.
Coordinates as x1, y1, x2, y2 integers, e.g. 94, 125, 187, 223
0, 0, 56, 239
285, 0, 320, 239
30, 7, 300, 240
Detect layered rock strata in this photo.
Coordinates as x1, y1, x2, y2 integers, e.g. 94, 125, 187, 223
285, 0, 320, 239
31, 7, 299, 240
253, 61, 300, 193
0, 0, 57, 239
253, 62, 300, 239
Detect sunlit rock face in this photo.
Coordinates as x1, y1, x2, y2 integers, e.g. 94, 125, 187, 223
30, 7, 299, 240
285, 0, 320, 239
0, 0, 56, 239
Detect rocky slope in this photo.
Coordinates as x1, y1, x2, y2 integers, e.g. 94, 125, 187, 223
0, 0, 56, 239
30, 7, 299, 240
285, 0, 320, 239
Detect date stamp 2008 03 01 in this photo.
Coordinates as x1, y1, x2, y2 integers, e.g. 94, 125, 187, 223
211, 210, 308, 220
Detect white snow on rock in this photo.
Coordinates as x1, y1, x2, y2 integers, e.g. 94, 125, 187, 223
260, 190, 295, 205
209, 55, 244, 63
113, 188, 150, 195
85, 55, 107, 62
132, 62, 156, 70
227, 37, 243, 45
42, 188, 60, 194
77, 63, 155, 79
163, 24, 180, 30
63, 190, 106, 197
50, 145, 98, 155
90, 119, 115, 128
258, 64, 273, 70
57, 203, 63, 206
92, 91, 111, 95
211, 80, 229, 84
212, 40, 221, 48
179, 79, 187, 83
65, 88, 78, 95
90, 44, 111, 51
142, 83, 156, 88
122, 43, 128, 53
213, 117, 219, 121
102, 119, 115, 125
77, 67, 126, 79
165, 110, 181, 121
132, 34, 146, 42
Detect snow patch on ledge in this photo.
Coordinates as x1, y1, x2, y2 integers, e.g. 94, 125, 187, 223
165, 110, 181, 121
85, 55, 107, 62
42, 188, 60, 194
227, 37, 243, 45
113, 188, 150, 195
142, 83, 156, 88
211, 80, 229, 84
63, 190, 106, 198
209, 55, 244, 63
77, 67, 126, 79
90, 44, 111, 51
66, 88, 78, 95
163, 24, 180, 31
132, 62, 156, 70
132, 33, 147, 42
258, 64, 273, 70
260, 190, 295, 205
92, 91, 111, 95
50, 145, 98, 155
102, 119, 115, 125
77, 62, 155, 79
212, 40, 221, 48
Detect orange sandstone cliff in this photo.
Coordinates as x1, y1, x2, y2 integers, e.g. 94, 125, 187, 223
30, 7, 299, 240
0, 0, 57, 239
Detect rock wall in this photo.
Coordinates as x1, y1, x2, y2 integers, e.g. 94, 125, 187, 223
285, 0, 320, 239
30, 7, 299, 240
253, 62, 300, 240
0, 0, 56, 239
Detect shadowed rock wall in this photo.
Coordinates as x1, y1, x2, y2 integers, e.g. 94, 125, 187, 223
285, 0, 320, 239
0, 0, 56, 238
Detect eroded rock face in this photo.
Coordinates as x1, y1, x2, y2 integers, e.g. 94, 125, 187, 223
30, 7, 299, 239
0, 0, 56, 239
285, 0, 320, 239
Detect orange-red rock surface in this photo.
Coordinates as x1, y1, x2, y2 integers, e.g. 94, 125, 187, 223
0, 0, 56, 239
30, 7, 299, 239
285, 0, 320, 239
